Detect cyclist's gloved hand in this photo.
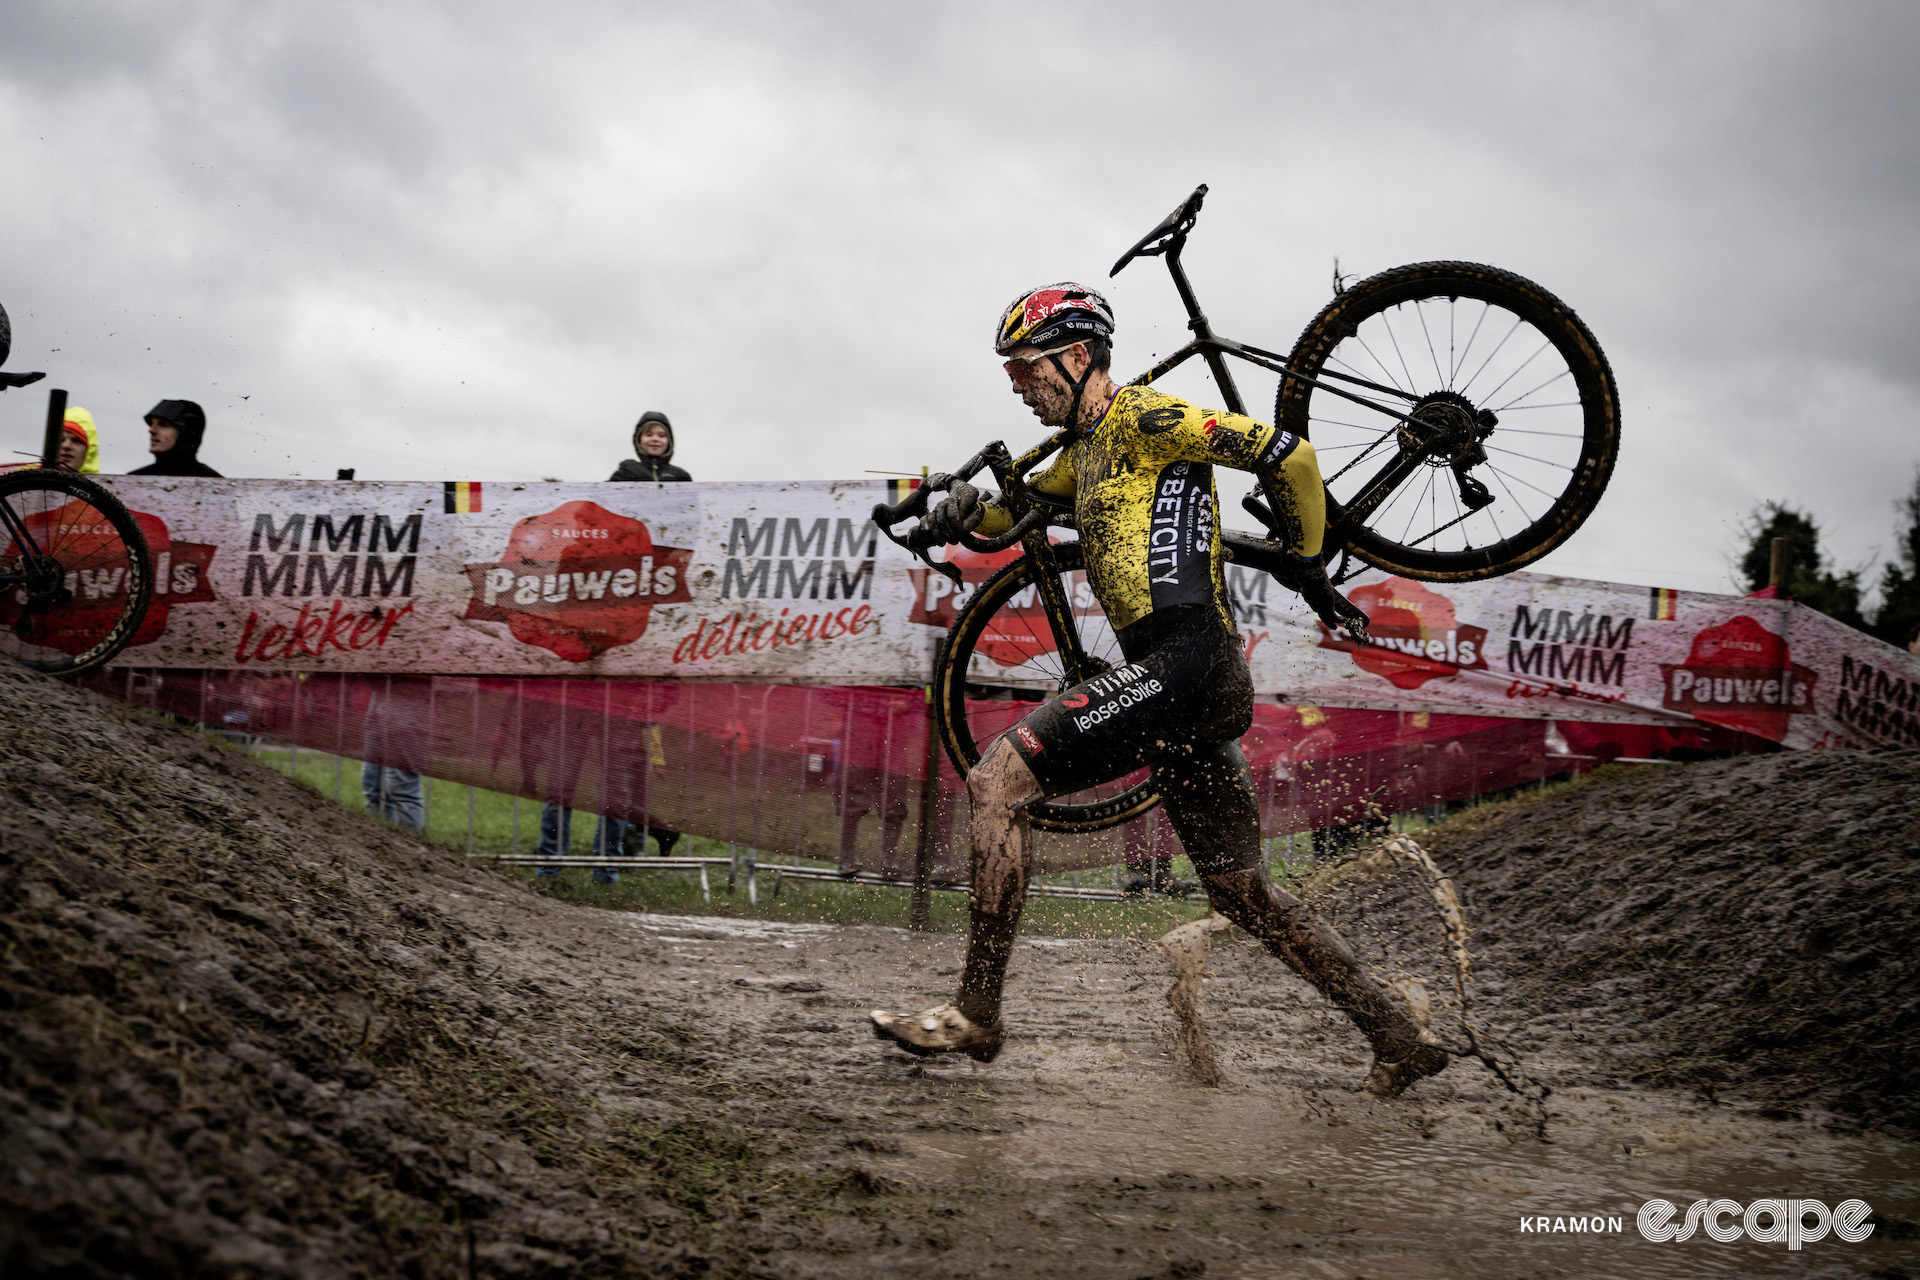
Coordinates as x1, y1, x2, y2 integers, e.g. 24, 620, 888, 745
1290, 553, 1372, 645
919, 482, 987, 545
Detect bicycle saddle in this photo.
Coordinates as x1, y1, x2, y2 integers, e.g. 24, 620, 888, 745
0, 302, 46, 389
1110, 183, 1208, 277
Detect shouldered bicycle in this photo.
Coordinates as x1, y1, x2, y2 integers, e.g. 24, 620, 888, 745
874, 184, 1619, 833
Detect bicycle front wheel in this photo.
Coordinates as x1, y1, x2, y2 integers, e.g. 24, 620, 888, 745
0, 469, 154, 675
933, 542, 1160, 834
1276, 261, 1619, 581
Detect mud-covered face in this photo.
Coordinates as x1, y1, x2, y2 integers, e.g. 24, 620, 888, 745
639, 423, 671, 457
147, 419, 179, 455
1005, 343, 1087, 427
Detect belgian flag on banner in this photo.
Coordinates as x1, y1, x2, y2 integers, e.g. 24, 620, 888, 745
885, 476, 923, 505
443, 481, 482, 514
1648, 586, 1678, 620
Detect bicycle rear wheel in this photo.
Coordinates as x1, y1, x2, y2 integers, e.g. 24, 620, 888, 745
933, 542, 1160, 834
0, 469, 153, 674
1276, 261, 1619, 581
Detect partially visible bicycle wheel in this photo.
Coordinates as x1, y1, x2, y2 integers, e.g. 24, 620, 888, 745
933, 541, 1160, 834
0, 469, 153, 674
1276, 261, 1619, 582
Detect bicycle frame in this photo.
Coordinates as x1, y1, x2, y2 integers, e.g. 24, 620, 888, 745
1115, 187, 1477, 546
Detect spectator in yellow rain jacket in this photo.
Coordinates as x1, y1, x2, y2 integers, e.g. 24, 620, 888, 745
57, 407, 100, 473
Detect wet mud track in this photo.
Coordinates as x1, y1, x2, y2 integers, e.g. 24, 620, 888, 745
625, 912, 1920, 1280
3, 662, 1918, 1279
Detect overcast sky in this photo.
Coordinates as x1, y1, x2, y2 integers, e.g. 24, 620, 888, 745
2, 0, 1916, 600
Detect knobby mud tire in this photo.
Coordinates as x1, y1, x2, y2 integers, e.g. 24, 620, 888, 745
933, 541, 1161, 834
1276, 261, 1620, 582
0, 469, 154, 676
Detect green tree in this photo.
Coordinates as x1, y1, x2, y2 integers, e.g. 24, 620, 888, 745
1873, 468, 1920, 650
1737, 502, 1867, 631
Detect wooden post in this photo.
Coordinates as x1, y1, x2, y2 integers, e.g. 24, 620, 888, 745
910, 638, 943, 932
1769, 536, 1790, 594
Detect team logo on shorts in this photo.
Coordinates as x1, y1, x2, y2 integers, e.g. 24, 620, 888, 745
1060, 692, 1089, 708
1069, 663, 1164, 732
1014, 724, 1045, 754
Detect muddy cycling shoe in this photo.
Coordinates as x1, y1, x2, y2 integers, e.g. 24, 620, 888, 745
1363, 1037, 1451, 1098
869, 1003, 1005, 1063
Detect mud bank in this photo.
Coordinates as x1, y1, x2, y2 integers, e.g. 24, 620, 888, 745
2, 664, 1917, 1278
1422, 750, 1920, 1132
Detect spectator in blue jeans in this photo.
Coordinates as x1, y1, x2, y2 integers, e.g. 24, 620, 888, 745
363, 765, 425, 831
536, 809, 625, 884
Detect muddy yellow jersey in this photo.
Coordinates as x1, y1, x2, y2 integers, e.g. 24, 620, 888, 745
982, 385, 1311, 633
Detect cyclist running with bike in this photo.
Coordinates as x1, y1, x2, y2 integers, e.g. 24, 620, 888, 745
870, 284, 1448, 1096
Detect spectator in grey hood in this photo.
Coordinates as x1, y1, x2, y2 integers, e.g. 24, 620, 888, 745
608, 410, 689, 482
130, 399, 222, 477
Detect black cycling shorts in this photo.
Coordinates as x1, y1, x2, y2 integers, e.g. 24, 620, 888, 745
1003, 606, 1263, 876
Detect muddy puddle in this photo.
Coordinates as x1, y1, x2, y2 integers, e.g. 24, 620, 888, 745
796, 920, 1920, 1280
881, 1068, 1920, 1278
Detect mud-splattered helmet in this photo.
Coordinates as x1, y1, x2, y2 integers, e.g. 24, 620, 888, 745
992, 283, 1115, 356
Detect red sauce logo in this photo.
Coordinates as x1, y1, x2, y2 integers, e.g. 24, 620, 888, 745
1317, 577, 1488, 690
463, 500, 693, 662
0, 500, 215, 657
1658, 614, 1814, 740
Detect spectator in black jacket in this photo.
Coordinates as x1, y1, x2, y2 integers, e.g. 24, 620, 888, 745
131, 400, 222, 477
608, 411, 690, 482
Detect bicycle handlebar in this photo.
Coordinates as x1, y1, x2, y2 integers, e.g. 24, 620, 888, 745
1110, 184, 1208, 278
869, 443, 1022, 584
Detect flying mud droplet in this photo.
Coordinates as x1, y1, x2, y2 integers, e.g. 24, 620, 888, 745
1155, 911, 1235, 1086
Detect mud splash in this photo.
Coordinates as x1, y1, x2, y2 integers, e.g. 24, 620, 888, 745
1154, 911, 1235, 1085
1360, 832, 1551, 1128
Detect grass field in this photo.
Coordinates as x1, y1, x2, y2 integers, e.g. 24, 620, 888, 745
244, 738, 1594, 940
247, 742, 1232, 939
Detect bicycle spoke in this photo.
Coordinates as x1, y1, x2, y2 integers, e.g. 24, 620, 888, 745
1455, 313, 1524, 399
1380, 309, 1419, 394
1494, 367, 1572, 413
1487, 463, 1555, 509
1451, 300, 1493, 391
1445, 472, 1471, 550
1308, 416, 1394, 434
1397, 470, 1435, 547
1474, 339, 1554, 407
1495, 404, 1582, 414
1484, 443, 1573, 470
1324, 430, 1400, 484
1415, 301, 1447, 388
1447, 301, 1457, 386
1350, 336, 1408, 393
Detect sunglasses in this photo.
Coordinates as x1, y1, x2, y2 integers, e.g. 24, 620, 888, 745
1002, 344, 1079, 387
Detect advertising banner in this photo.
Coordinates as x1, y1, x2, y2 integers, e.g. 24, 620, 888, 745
90, 476, 918, 684
85, 477, 1920, 750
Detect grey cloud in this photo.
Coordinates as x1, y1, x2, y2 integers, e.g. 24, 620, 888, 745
0, 0, 1915, 600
